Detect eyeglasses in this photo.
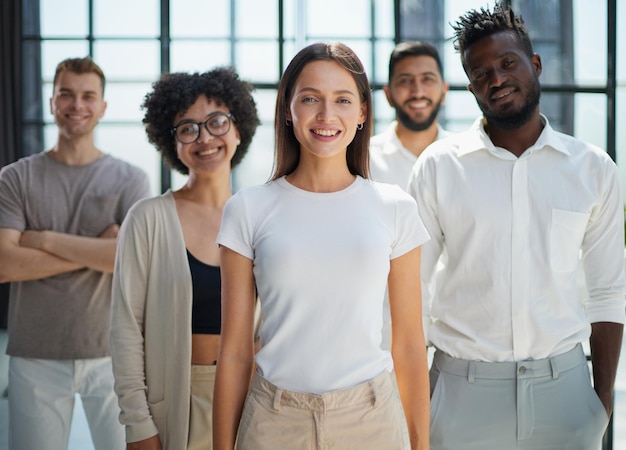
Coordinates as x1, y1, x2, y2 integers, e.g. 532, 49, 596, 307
171, 112, 235, 144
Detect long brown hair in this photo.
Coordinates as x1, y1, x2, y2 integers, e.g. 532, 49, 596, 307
271, 42, 372, 180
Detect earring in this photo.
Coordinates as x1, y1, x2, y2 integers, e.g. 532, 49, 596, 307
236, 139, 241, 146
357, 123, 364, 130
285, 119, 292, 126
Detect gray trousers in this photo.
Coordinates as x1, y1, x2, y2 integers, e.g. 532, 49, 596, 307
429, 344, 609, 450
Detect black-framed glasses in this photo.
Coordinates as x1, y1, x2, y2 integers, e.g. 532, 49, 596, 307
171, 112, 235, 144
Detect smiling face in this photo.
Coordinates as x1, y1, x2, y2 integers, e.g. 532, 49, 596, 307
385, 55, 448, 132
463, 31, 541, 130
50, 71, 107, 138
173, 95, 240, 176
287, 60, 366, 164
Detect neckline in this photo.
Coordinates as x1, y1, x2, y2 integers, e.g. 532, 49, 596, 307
276, 175, 363, 197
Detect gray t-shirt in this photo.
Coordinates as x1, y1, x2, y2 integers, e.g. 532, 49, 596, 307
0, 151, 150, 359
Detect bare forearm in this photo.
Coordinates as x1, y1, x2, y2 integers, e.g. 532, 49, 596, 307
388, 247, 429, 450
213, 357, 254, 450
126, 434, 162, 450
22, 230, 117, 273
393, 347, 430, 450
590, 321, 623, 416
0, 245, 83, 282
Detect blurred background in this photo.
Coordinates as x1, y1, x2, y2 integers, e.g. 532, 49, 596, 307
2, 0, 624, 195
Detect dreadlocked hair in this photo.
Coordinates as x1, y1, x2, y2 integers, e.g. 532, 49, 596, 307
451, 1, 533, 57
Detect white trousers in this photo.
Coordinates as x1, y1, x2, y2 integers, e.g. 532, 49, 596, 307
8, 356, 124, 450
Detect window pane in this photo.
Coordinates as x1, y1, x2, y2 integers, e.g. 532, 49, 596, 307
374, 0, 395, 39
442, 43, 468, 86
373, 40, 395, 86
40, 0, 88, 37
236, 42, 279, 83
574, 94, 606, 150
231, 89, 276, 191
442, 0, 490, 86
253, 89, 279, 124
350, 41, 373, 80
102, 82, 155, 122
400, 0, 444, 42
232, 123, 274, 191
170, 41, 232, 72
171, 0, 230, 38
282, 0, 298, 40
93, 41, 161, 80
44, 124, 58, 150
307, 0, 370, 38
512, 0, 563, 85
573, 0, 607, 85
41, 41, 91, 82
95, 124, 162, 196
441, 90, 481, 133
236, 0, 278, 38
373, 89, 394, 135
93, 0, 159, 37
42, 83, 53, 122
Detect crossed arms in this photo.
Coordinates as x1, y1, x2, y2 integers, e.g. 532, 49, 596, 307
0, 224, 119, 283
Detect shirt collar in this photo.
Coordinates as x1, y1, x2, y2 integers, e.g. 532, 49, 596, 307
457, 114, 571, 158
384, 121, 448, 154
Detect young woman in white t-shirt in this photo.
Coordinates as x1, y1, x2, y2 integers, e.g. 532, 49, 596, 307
214, 42, 430, 450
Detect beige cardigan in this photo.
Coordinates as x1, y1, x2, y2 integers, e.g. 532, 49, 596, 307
110, 191, 193, 449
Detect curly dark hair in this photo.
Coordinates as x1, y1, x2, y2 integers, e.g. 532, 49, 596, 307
451, 1, 533, 60
142, 67, 260, 174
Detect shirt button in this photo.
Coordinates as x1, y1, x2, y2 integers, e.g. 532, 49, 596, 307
519, 366, 527, 375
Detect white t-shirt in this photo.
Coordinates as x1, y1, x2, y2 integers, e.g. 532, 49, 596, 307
217, 175, 429, 393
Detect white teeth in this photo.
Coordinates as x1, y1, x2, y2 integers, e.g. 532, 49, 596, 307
494, 89, 514, 100
198, 148, 219, 156
408, 100, 428, 109
313, 129, 338, 137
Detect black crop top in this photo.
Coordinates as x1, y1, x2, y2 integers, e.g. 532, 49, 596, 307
187, 249, 221, 334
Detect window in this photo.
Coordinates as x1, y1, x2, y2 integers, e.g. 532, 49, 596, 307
20, 0, 622, 196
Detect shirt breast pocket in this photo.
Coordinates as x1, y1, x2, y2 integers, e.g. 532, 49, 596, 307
78, 194, 120, 236
550, 208, 590, 273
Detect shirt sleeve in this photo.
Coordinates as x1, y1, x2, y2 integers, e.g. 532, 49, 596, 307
0, 164, 26, 231
581, 159, 626, 324
390, 186, 430, 260
216, 191, 255, 260
109, 202, 160, 442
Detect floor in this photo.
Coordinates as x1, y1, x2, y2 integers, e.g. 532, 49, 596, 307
1, 331, 626, 449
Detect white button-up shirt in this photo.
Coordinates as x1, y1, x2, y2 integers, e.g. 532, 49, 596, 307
370, 121, 450, 189
408, 115, 626, 362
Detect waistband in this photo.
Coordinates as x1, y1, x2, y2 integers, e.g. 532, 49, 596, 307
433, 343, 586, 381
249, 371, 392, 412
191, 364, 217, 379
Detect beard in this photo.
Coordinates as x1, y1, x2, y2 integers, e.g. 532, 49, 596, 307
393, 97, 442, 132
479, 78, 541, 131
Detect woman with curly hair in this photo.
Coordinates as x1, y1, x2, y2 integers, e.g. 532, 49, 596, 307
109, 67, 260, 450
